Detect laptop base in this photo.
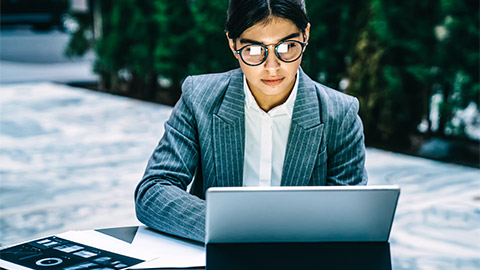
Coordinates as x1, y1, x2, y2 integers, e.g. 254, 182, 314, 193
206, 241, 391, 270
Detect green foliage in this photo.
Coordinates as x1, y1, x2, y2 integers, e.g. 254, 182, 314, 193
302, 0, 369, 88
346, 0, 479, 145
65, 0, 479, 144
95, 0, 157, 76
152, 0, 193, 83
187, 0, 236, 75
151, 0, 235, 84
432, 0, 480, 136
64, 2, 95, 58
75, 0, 237, 100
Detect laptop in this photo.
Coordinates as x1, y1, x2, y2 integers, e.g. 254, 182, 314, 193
205, 185, 400, 243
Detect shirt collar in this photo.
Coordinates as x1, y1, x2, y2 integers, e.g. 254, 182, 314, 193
243, 70, 299, 117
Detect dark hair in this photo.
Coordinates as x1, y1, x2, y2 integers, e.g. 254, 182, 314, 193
226, 0, 309, 40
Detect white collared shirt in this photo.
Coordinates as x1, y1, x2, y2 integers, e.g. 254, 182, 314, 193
243, 72, 298, 186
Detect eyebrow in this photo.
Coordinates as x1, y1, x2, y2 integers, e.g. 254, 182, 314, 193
239, 32, 301, 45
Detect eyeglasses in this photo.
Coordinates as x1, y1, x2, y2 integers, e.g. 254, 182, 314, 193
235, 40, 308, 66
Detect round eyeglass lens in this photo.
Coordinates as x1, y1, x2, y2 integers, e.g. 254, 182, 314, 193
241, 45, 266, 65
276, 41, 303, 62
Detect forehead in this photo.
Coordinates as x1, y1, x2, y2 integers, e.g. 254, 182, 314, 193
239, 17, 301, 43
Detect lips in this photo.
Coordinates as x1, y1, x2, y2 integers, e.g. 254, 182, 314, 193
261, 77, 284, 86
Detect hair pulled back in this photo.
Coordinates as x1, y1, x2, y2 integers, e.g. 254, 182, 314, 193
226, 0, 309, 40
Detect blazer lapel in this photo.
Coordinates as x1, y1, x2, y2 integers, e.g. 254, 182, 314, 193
212, 69, 245, 187
281, 69, 324, 186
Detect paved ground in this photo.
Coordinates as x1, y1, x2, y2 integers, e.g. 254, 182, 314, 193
0, 82, 479, 270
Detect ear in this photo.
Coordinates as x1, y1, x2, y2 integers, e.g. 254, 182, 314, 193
304, 23, 311, 43
226, 32, 239, 59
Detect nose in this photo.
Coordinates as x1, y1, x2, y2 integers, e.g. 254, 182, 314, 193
263, 45, 281, 70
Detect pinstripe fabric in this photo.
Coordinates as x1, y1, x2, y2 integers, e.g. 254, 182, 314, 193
281, 73, 324, 186
212, 72, 245, 188
134, 67, 367, 243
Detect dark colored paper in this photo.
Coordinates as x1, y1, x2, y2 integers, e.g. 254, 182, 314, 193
96, 226, 139, 244
0, 236, 144, 270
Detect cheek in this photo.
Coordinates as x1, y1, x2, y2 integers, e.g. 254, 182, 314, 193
240, 65, 261, 81
285, 62, 301, 77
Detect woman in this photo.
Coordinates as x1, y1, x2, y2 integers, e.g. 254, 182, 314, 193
135, 0, 367, 243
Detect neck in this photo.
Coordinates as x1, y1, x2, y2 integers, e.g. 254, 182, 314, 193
254, 91, 291, 112
248, 77, 296, 112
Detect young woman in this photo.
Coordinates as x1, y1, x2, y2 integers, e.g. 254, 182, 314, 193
135, 0, 367, 243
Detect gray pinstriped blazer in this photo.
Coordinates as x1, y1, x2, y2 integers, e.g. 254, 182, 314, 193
135, 67, 367, 243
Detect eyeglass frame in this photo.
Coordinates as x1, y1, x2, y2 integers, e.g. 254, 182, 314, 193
234, 39, 308, 66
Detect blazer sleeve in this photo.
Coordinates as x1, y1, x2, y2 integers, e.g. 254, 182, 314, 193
326, 97, 368, 186
134, 76, 206, 243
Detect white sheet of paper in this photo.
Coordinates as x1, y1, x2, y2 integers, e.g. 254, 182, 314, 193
0, 260, 31, 270
129, 226, 205, 269
58, 226, 205, 269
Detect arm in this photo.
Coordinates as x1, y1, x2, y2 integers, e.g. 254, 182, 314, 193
134, 77, 206, 243
327, 97, 368, 186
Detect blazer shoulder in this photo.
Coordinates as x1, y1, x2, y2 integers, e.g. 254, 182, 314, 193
309, 80, 360, 127
181, 69, 239, 105
299, 70, 357, 110
317, 80, 358, 108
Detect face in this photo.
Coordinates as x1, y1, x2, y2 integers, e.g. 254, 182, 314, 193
228, 17, 310, 111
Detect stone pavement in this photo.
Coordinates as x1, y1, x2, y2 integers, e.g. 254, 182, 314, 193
0, 83, 479, 270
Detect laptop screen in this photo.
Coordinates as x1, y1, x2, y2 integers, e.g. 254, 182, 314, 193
206, 186, 400, 243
